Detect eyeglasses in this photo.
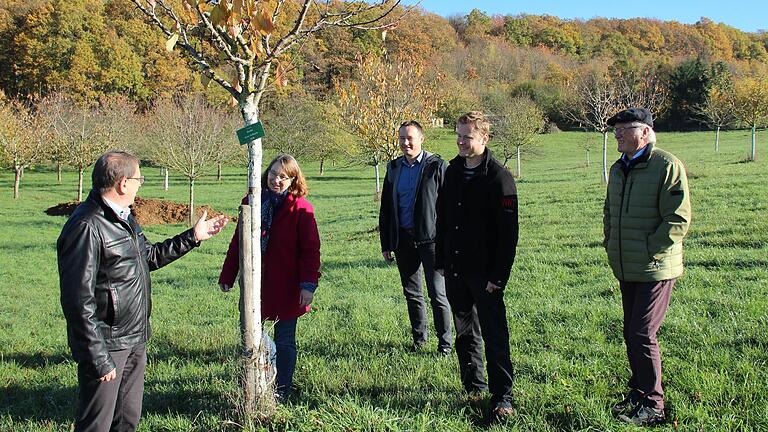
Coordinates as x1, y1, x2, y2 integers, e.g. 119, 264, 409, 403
268, 170, 294, 182
127, 176, 145, 185
612, 125, 644, 134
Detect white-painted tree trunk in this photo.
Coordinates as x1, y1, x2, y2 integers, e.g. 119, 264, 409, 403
516, 146, 522, 178
374, 162, 381, 196
13, 165, 22, 199
602, 132, 609, 183
77, 167, 84, 202
715, 126, 720, 153
163, 168, 169, 191
751, 125, 757, 161
240, 96, 268, 412
188, 178, 195, 226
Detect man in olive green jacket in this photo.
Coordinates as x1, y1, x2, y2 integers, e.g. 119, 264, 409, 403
603, 108, 691, 426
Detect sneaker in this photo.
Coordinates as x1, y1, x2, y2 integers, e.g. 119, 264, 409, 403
611, 390, 641, 417
618, 404, 665, 426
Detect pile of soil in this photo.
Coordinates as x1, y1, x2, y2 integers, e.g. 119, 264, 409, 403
46, 197, 232, 226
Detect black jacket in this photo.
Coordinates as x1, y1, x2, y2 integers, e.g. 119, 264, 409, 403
379, 151, 446, 250
57, 189, 198, 378
435, 149, 519, 288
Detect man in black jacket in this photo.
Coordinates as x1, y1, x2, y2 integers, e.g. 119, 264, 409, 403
57, 151, 228, 432
436, 112, 519, 423
379, 120, 453, 355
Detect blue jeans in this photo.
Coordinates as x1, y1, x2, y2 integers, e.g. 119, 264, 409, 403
273, 319, 298, 394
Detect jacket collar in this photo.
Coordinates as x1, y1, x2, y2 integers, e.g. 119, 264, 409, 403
616, 142, 654, 169
449, 147, 492, 175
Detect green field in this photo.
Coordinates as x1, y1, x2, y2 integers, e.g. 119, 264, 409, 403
1, 130, 766, 431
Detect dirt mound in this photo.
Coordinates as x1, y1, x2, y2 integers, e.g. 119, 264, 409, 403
46, 197, 232, 226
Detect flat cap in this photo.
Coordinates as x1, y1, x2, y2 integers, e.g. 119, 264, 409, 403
607, 107, 653, 128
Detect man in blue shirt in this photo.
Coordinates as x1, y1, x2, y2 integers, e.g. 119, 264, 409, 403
379, 121, 452, 355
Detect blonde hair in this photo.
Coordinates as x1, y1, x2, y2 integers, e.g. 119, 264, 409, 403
457, 111, 491, 136
262, 154, 309, 197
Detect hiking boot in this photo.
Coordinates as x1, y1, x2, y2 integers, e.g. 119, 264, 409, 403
487, 402, 516, 424
611, 389, 641, 417
618, 404, 665, 426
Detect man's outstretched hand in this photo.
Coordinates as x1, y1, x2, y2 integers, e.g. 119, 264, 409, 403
193, 210, 229, 242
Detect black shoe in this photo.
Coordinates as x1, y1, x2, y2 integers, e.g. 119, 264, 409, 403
410, 341, 427, 352
437, 346, 452, 356
611, 389, 641, 417
618, 404, 665, 426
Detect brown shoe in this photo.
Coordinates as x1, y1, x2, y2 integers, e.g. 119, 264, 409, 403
487, 403, 516, 424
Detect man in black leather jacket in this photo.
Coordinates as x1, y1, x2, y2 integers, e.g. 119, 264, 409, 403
57, 151, 228, 432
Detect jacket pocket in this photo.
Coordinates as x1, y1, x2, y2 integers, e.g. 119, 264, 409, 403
105, 236, 131, 249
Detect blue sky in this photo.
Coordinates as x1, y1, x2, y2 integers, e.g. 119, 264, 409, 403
401, 0, 767, 33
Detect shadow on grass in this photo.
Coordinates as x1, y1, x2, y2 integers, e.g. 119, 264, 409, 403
0, 383, 75, 425
3, 351, 72, 369
321, 257, 391, 272
687, 258, 768, 270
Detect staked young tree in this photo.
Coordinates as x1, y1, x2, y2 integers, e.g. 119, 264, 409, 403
566, 70, 624, 183
694, 86, 736, 153
730, 74, 768, 161
40, 93, 135, 202
486, 95, 546, 177
335, 54, 438, 196
147, 94, 227, 225
127, 0, 409, 409
0, 99, 48, 199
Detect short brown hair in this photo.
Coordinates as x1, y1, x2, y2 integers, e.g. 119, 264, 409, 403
262, 154, 308, 197
457, 111, 491, 136
92, 151, 140, 194
399, 120, 424, 135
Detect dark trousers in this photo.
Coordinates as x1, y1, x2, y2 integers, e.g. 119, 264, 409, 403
620, 279, 675, 410
445, 273, 514, 405
395, 229, 453, 350
274, 318, 298, 394
75, 343, 146, 432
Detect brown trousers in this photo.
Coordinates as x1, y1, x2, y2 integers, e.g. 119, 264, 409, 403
619, 279, 675, 410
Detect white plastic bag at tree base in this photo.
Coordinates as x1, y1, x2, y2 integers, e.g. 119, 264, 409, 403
264, 333, 276, 384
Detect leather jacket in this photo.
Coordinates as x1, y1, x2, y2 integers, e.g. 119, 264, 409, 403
58, 189, 199, 378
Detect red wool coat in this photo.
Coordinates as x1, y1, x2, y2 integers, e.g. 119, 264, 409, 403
219, 194, 321, 320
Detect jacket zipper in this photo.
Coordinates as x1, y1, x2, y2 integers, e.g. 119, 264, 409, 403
625, 181, 634, 213
617, 169, 628, 280
124, 220, 149, 341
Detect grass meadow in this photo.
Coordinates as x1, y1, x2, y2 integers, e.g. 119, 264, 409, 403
0, 129, 766, 431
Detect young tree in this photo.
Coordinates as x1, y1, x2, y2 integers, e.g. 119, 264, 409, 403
566, 70, 623, 183
263, 94, 352, 175
0, 99, 48, 199
127, 0, 409, 409
148, 95, 227, 225
335, 54, 438, 195
41, 93, 135, 202
730, 74, 768, 161
489, 95, 546, 177
694, 86, 735, 153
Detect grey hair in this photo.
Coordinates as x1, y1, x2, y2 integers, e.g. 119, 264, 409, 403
92, 151, 140, 194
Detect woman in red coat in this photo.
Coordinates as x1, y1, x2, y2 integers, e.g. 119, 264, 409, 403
218, 154, 321, 401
